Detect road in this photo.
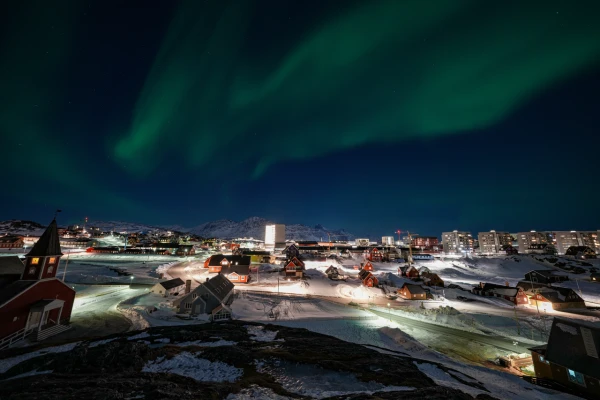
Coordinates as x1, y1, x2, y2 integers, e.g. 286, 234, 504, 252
46, 285, 147, 343
368, 308, 531, 354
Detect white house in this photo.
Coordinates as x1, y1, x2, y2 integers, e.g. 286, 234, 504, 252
150, 277, 185, 297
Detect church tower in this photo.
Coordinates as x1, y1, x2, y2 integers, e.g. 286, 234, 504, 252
21, 218, 63, 280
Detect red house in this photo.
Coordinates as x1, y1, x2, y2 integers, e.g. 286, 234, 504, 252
366, 248, 383, 262
223, 264, 251, 284
284, 257, 305, 278
0, 219, 75, 348
358, 269, 378, 287
398, 265, 419, 279
362, 261, 374, 271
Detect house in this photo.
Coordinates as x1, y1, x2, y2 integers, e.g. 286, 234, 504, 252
0, 218, 75, 347
152, 242, 180, 255
472, 283, 529, 305
362, 260, 374, 271
222, 263, 251, 284
358, 269, 378, 287
206, 255, 251, 273
565, 246, 597, 259
284, 257, 305, 279
398, 265, 420, 279
0, 235, 24, 249
591, 272, 600, 283
528, 287, 585, 310
283, 244, 300, 260
173, 274, 234, 317
87, 246, 120, 254
0, 256, 25, 288
150, 277, 186, 297
325, 266, 340, 280
175, 245, 195, 257
241, 250, 272, 264
421, 271, 444, 288
366, 247, 383, 262
524, 270, 569, 285
503, 245, 518, 255
398, 283, 427, 300
530, 318, 600, 398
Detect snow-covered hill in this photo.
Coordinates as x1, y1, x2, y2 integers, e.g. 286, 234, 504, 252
0, 220, 46, 236
189, 216, 354, 241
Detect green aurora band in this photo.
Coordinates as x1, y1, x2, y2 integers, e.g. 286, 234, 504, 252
115, 0, 600, 178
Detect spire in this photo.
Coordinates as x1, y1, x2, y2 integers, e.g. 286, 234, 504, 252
26, 219, 63, 257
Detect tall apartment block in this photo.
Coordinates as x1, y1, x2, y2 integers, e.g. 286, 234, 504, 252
442, 231, 474, 254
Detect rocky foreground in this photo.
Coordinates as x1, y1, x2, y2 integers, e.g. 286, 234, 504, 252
0, 321, 497, 400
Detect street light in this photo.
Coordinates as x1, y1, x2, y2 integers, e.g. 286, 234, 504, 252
387, 302, 391, 320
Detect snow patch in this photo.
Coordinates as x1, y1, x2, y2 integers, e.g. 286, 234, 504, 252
142, 352, 242, 382
0, 342, 80, 374
246, 325, 283, 342
88, 338, 117, 348
174, 339, 237, 348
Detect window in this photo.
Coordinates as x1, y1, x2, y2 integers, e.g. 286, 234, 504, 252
31, 258, 39, 265
28, 267, 36, 275
538, 355, 549, 365
48, 266, 54, 273
192, 294, 197, 299
185, 303, 192, 309
49, 257, 56, 264
567, 369, 586, 387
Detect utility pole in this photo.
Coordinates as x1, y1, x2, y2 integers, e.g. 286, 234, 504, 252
513, 307, 520, 335
62, 251, 70, 282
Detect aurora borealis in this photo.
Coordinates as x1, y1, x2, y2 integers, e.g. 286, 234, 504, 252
1, 0, 600, 235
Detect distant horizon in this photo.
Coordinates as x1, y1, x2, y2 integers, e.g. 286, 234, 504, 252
1, 215, 598, 240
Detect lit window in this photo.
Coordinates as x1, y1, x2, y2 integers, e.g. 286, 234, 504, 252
49, 257, 56, 264
567, 369, 586, 387
31, 258, 39, 265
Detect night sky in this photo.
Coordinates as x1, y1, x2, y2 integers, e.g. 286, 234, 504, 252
1, 0, 599, 237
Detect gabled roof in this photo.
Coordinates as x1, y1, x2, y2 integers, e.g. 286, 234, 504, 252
537, 287, 584, 303
203, 274, 234, 302
358, 269, 373, 280
526, 269, 560, 278
159, 277, 185, 290
26, 219, 62, 257
0, 280, 37, 306
224, 264, 250, 276
0, 256, 25, 276
545, 317, 600, 379
208, 254, 227, 266
225, 255, 251, 266
401, 283, 426, 295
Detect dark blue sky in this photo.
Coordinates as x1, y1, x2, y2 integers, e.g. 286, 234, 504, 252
1, 0, 599, 237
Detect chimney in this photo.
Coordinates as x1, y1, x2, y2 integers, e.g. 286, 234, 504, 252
185, 280, 191, 294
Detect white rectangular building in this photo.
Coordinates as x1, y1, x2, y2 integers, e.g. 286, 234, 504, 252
553, 231, 600, 255
381, 236, 395, 246
516, 231, 550, 253
442, 231, 473, 254
265, 224, 285, 249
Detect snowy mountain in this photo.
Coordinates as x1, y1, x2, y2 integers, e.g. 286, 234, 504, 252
0, 217, 355, 241
0, 220, 46, 236
189, 216, 354, 241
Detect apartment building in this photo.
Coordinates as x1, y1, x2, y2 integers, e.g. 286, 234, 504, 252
442, 231, 474, 254
554, 231, 600, 255
517, 231, 551, 254
478, 231, 513, 254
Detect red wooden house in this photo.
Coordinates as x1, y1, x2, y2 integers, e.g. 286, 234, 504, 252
362, 261, 374, 271
358, 269, 378, 287
473, 283, 529, 306
398, 265, 420, 279
223, 264, 251, 284
398, 283, 427, 300
366, 247, 383, 262
0, 219, 75, 348
284, 257, 305, 278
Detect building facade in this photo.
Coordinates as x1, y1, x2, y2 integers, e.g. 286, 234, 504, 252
265, 224, 285, 249
478, 231, 513, 254
553, 231, 600, 255
517, 231, 551, 253
442, 231, 474, 254
381, 236, 395, 246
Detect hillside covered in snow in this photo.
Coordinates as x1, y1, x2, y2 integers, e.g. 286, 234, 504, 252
189, 216, 354, 241
0, 220, 46, 236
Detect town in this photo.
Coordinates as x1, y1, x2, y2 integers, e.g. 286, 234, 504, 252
1, 218, 599, 399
